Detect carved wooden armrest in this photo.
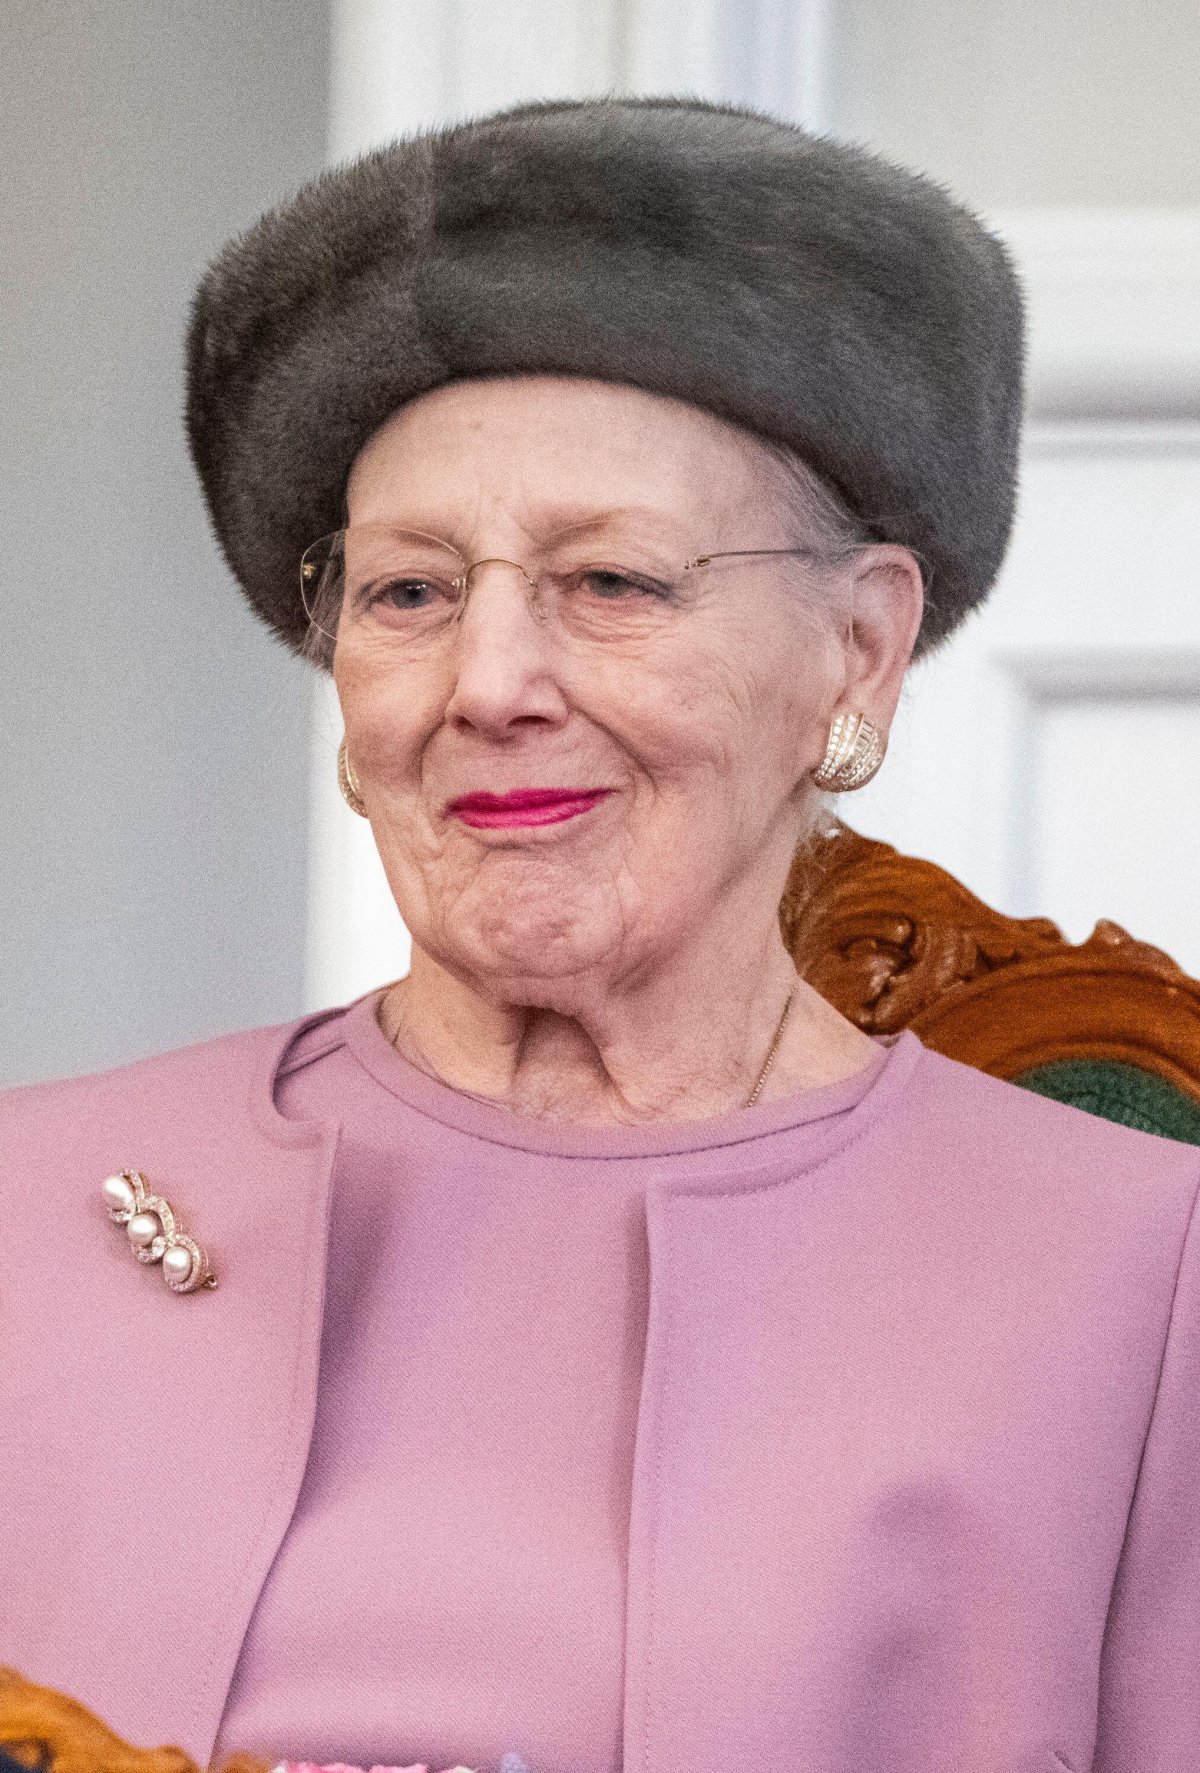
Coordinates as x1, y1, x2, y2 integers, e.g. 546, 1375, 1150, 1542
782, 820, 1200, 1097
0, 1668, 268, 1773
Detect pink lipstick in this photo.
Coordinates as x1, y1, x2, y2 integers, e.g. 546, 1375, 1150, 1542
446, 787, 612, 829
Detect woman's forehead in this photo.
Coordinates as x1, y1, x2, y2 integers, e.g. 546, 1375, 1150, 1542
344, 375, 773, 532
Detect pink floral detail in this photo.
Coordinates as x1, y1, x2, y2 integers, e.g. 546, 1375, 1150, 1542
276, 1763, 475, 1773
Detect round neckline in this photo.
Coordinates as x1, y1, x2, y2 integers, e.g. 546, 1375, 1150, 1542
337, 987, 923, 1161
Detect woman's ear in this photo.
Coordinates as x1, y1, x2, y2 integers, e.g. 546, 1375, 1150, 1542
835, 544, 925, 730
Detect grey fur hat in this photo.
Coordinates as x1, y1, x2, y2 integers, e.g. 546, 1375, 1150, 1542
184, 95, 1024, 660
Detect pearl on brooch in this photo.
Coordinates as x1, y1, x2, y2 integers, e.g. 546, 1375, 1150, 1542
162, 1243, 195, 1287
103, 1172, 137, 1220
127, 1210, 162, 1249
101, 1170, 216, 1296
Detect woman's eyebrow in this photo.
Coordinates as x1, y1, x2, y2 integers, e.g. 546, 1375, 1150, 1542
532, 504, 682, 541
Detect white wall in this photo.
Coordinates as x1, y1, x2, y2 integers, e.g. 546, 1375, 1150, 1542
849, 213, 1200, 971
831, 0, 1200, 209
823, 5, 1200, 968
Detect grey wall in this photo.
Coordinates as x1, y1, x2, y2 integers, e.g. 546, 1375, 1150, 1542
1, 1, 328, 1086
831, 0, 1200, 208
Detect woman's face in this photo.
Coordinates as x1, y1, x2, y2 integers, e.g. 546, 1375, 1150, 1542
334, 375, 905, 1010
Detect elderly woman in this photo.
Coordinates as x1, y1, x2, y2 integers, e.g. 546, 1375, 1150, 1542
3, 97, 1199, 1773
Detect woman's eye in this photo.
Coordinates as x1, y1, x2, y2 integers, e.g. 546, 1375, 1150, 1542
369, 576, 445, 611
579, 569, 666, 600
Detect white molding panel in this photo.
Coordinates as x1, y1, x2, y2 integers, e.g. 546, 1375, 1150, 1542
624, 0, 831, 121
851, 205, 1200, 934
327, 0, 833, 154
988, 208, 1200, 421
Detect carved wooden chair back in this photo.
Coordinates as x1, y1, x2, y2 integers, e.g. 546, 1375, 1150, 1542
782, 820, 1200, 1144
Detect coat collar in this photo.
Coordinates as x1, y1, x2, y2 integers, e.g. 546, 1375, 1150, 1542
2, 1012, 341, 1762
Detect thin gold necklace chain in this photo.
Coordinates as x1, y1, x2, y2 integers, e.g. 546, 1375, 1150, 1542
383, 981, 799, 1112
743, 983, 798, 1108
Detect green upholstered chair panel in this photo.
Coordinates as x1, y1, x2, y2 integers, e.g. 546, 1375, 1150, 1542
1015, 1060, 1200, 1146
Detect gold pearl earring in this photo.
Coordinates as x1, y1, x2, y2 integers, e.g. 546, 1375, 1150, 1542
812, 711, 885, 792
337, 738, 368, 816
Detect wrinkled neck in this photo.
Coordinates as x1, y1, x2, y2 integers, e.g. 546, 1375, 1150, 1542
378, 931, 875, 1127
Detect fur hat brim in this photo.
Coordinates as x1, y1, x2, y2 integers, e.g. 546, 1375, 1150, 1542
184, 96, 1024, 660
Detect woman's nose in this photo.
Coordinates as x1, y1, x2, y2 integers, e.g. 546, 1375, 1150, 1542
442, 561, 569, 737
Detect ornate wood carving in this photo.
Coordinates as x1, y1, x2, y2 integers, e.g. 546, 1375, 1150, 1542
781, 820, 1200, 1103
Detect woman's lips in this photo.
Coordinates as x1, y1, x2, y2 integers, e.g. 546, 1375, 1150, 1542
446, 787, 613, 829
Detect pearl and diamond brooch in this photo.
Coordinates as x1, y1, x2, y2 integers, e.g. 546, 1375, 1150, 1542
102, 1170, 217, 1294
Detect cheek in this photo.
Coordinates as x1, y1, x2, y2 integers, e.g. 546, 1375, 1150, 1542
588, 624, 832, 805
334, 647, 440, 790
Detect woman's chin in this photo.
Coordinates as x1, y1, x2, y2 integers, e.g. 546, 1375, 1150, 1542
446, 931, 612, 997
418, 892, 630, 1000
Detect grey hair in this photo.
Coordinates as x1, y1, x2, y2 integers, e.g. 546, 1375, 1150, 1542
755, 443, 885, 853
745, 439, 878, 655
758, 440, 878, 560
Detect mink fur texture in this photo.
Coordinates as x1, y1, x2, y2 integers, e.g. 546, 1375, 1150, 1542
184, 95, 1024, 660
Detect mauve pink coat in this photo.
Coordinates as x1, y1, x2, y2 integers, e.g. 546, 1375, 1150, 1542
3, 1009, 1200, 1773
